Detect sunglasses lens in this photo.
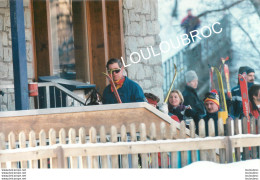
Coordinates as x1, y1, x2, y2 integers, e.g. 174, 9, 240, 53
114, 69, 121, 73
108, 69, 121, 74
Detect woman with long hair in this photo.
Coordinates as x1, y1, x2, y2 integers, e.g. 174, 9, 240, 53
249, 84, 260, 119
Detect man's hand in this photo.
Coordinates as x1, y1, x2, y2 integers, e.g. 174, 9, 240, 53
158, 102, 168, 114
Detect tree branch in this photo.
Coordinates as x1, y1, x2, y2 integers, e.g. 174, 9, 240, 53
229, 11, 260, 57
197, 0, 245, 18
250, 0, 260, 18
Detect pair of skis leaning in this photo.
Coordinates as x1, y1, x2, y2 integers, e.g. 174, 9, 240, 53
210, 57, 250, 133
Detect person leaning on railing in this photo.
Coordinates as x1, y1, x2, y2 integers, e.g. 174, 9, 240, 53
102, 58, 146, 104
159, 89, 200, 124
201, 89, 233, 136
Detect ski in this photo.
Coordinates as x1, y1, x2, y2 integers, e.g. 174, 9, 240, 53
208, 64, 215, 91
221, 57, 232, 99
164, 64, 178, 103
224, 64, 232, 99
164, 64, 183, 103
238, 73, 250, 133
214, 67, 228, 124
102, 72, 122, 103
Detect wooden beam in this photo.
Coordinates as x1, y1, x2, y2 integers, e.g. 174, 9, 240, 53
86, 0, 106, 93
32, 0, 51, 77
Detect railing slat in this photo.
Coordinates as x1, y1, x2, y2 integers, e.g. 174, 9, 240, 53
89, 127, 99, 168
0, 133, 6, 168
100, 126, 108, 168
29, 131, 38, 168
59, 128, 68, 168
39, 130, 48, 168
169, 123, 178, 168
78, 127, 87, 168
19, 131, 27, 168
218, 118, 226, 163
250, 117, 257, 159
242, 117, 250, 160
199, 119, 207, 161
160, 122, 168, 168
130, 123, 138, 168
140, 123, 148, 168
150, 123, 158, 168
111, 126, 118, 168
180, 121, 187, 167
69, 128, 77, 168
234, 118, 241, 162
8, 132, 17, 168
208, 118, 216, 162
49, 129, 58, 168
189, 120, 197, 163
120, 125, 129, 168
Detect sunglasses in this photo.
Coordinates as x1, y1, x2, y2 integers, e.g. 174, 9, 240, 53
108, 68, 121, 74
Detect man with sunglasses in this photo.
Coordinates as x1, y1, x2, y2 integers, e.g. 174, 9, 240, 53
102, 58, 146, 104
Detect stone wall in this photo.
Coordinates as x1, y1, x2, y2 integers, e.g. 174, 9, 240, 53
0, 0, 34, 111
122, 0, 164, 102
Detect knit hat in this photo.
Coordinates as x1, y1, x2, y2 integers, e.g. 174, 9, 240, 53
144, 93, 160, 106
185, 70, 198, 83
246, 67, 255, 74
238, 66, 249, 74
203, 89, 219, 108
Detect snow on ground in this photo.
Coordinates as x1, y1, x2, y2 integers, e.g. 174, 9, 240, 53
26, 159, 260, 180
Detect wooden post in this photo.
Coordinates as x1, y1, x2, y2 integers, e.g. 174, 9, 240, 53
250, 117, 257, 159
19, 131, 27, 168
218, 118, 226, 163
49, 129, 57, 168
8, 132, 17, 168
0, 133, 6, 168
69, 128, 77, 168
78, 127, 87, 168
169, 123, 178, 168
120, 125, 129, 168
111, 126, 118, 168
150, 123, 158, 168
226, 118, 233, 163
9, 0, 29, 110
139, 123, 148, 168
56, 146, 65, 168
39, 130, 48, 168
59, 128, 68, 168
160, 122, 168, 168
189, 120, 197, 163
89, 127, 99, 168
29, 131, 38, 168
208, 119, 216, 162
242, 117, 249, 160
226, 118, 232, 136
130, 123, 138, 168
199, 119, 207, 161
180, 121, 187, 167
100, 126, 108, 168
234, 118, 241, 162
224, 136, 233, 163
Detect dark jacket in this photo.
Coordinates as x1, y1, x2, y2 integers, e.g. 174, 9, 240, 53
201, 111, 219, 136
182, 85, 206, 116
168, 104, 201, 123
102, 76, 146, 104
231, 82, 254, 118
